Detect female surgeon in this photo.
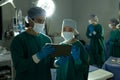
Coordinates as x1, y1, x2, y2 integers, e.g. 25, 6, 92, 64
108, 18, 120, 57
86, 14, 105, 67
54, 19, 89, 80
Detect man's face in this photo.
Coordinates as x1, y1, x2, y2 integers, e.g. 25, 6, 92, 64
33, 16, 46, 24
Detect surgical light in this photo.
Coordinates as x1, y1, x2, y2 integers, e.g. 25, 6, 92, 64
36, 0, 55, 17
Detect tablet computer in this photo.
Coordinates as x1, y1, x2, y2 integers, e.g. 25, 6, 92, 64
46, 44, 72, 57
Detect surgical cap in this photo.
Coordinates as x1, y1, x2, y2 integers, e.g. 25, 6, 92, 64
62, 19, 77, 29
27, 7, 46, 19
110, 18, 119, 26
89, 14, 99, 22
61, 19, 79, 35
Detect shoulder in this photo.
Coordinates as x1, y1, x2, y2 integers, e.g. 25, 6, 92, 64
87, 24, 92, 27
72, 40, 83, 47
12, 32, 24, 41
38, 34, 52, 42
11, 32, 28, 45
97, 24, 102, 27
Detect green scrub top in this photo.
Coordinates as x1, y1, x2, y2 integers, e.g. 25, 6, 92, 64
56, 39, 89, 80
86, 24, 105, 67
10, 31, 54, 80
108, 29, 120, 57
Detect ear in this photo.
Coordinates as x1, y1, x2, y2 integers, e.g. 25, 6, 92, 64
28, 19, 34, 27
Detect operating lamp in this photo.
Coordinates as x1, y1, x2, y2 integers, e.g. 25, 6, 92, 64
36, 0, 55, 17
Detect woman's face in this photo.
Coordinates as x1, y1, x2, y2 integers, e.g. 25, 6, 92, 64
63, 26, 74, 32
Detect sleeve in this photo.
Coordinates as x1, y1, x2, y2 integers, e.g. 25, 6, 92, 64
86, 25, 92, 38
109, 31, 120, 46
80, 44, 89, 80
32, 35, 53, 63
44, 36, 56, 68
10, 36, 36, 73
94, 24, 104, 39
74, 43, 89, 79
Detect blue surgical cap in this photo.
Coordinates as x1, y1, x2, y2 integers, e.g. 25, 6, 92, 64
27, 7, 46, 19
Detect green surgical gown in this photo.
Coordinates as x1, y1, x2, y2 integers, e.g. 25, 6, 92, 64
10, 32, 54, 80
86, 24, 105, 67
56, 40, 89, 80
108, 29, 120, 57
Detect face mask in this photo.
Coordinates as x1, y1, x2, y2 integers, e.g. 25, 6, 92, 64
62, 32, 74, 41
108, 24, 113, 29
116, 24, 120, 29
88, 20, 92, 24
33, 23, 45, 33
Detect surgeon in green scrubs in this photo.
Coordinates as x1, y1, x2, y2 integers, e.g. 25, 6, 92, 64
54, 19, 89, 80
86, 14, 105, 67
108, 18, 120, 57
10, 7, 55, 80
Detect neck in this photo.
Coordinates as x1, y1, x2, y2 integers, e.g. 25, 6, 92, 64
64, 38, 78, 44
26, 27, 39, 35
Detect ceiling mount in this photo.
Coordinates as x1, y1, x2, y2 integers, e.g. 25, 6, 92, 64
0, 0, 16, 8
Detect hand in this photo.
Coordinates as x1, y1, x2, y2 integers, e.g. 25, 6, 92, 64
93, 31, 96, 35
54, 56, 69, 67
71, 46, 80, 61
89, 33, 92, 36
36, 45, 55, 59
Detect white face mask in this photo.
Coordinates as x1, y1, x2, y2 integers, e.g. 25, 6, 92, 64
108, 24, 113, 29
88, 20, 92, 24
62, 32, 74, 41
33, 23, 45, 33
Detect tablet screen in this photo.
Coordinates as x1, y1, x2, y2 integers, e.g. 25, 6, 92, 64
47, 44, 72, 57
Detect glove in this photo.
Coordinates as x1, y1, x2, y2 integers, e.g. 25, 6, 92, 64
54, 56, 69, 67
71, 46, 80, 61
89, 26, 94, 34
93, 31, 96, 35
36, 45, 55, 59
89, 33, 92, 36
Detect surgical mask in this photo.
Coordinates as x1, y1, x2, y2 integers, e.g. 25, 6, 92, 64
88, 20, 92, 24
62, 32, 74, 41
33, 23, 45, 33
116, 24, 120, 29
108, 24, 113, 29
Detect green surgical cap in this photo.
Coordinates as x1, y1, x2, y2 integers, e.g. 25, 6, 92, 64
27, 7, 46, 19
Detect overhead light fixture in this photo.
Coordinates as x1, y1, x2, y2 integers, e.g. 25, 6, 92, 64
36, 0, 55, 17
0, 0, 16, 8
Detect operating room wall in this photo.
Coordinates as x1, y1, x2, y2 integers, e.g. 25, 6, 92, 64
1, 0, 119, 49
72, 0, 120, 44
0, 0, 31, 49
47, 0, 73, 35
